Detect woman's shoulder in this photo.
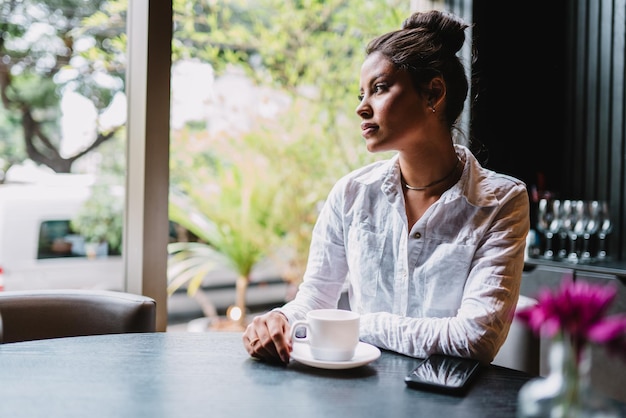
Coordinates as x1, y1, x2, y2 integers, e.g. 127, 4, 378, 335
323, 156, 398, 206
472, 170, 528, 209
481, 168, 527, 189
458, 145, 525, 188
336, 155, 397, 187
458, 146, 528, 206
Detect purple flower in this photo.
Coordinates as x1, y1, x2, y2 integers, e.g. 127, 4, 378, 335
516, 276, 626, 362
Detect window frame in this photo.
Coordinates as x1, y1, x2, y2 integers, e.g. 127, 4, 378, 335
125, 1, 172, 331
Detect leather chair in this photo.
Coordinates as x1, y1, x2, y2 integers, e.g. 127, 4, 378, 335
0, 289, 157, 343
492, 295, 540, 375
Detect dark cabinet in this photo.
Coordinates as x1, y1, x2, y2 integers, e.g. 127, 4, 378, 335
472, 0, 626, 261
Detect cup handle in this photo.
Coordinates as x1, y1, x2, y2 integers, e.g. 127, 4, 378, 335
290, 320, 309, 343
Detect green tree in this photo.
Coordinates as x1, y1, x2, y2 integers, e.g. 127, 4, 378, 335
173, 0, 407, 169
0, 0, 126, 174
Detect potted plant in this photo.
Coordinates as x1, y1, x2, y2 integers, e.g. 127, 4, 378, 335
168, 153, 288, 330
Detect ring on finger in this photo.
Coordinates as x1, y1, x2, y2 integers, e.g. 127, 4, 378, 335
249, 338, 260, 347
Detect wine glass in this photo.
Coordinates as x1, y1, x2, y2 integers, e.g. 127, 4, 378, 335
540, 199, 563, 259
566, 200, 587, 263
580, 200, 600, 262
596, 201, 613, 260
557, 200, 572, 259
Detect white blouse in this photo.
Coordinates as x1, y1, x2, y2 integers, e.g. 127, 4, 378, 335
279, 144, 530, 363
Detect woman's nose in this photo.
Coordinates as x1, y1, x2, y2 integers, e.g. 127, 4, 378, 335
355, 99, 371, 119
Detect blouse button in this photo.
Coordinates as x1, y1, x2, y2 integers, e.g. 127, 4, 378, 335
413, 232, 422, 239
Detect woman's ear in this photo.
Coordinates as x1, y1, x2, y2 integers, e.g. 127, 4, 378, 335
427, 77, 446, 112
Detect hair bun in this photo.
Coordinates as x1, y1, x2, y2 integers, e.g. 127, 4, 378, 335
402, 10, 468, 56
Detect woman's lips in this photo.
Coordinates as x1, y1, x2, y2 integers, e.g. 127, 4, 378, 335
360, 123, 378, 136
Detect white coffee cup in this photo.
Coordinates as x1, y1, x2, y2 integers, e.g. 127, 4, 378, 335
290, 309, 360, 362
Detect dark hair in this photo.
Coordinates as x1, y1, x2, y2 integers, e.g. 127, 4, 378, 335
365, 10, 469, 129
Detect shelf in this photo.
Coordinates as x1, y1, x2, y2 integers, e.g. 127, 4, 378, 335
524, 257, 626, 279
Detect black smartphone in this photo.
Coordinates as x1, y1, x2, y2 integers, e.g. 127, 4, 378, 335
404, 354, 481, 395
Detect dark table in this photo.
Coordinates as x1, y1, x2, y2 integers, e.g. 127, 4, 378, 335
0, 331, 534, 418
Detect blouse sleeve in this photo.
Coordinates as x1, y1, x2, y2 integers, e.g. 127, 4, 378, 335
277, 179, 350, 324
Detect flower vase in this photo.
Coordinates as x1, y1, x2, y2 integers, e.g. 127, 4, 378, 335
516, 339, 619, 418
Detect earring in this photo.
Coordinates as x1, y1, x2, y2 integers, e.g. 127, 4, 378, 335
431, 106, 436, 113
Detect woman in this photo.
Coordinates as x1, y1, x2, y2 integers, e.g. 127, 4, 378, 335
243, 10, 530, 365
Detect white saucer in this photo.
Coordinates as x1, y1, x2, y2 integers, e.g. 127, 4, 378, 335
290, 341, 381, 370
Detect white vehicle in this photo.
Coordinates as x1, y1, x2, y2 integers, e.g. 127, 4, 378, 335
0, 174, 289, 313
0, 177, 124, 292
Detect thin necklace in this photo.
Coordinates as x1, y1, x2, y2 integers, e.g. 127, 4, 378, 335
403, 158, 461, 191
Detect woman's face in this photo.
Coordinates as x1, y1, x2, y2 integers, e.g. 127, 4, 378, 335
356, 52, 430, 153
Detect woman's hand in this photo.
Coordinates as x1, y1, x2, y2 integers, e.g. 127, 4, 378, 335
243, 310, 292, 364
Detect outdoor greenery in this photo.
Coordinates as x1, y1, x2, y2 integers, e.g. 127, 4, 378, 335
1, 0, 409, 325
70, 182, 124, 252
69, 136, 125, 253
0, 0, 126, 175
167, 0, 405, 325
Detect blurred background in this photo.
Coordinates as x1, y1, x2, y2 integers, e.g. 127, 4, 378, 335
0, 0, 624, 331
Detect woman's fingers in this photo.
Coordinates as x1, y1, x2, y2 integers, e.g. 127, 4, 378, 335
243, 311, 291, 364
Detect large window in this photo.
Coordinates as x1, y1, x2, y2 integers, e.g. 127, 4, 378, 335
4, 1, 464, 328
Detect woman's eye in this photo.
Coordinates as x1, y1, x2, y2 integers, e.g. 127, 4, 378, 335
374, 83, 387, 93
357, 94, 364, 102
